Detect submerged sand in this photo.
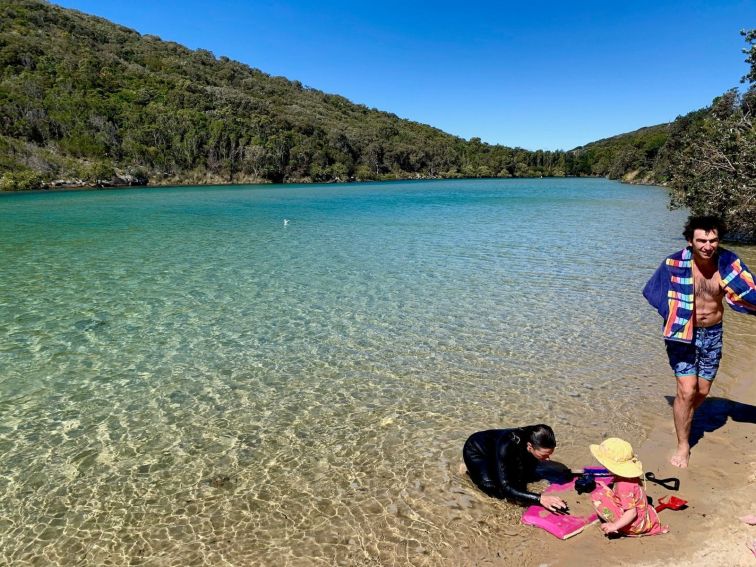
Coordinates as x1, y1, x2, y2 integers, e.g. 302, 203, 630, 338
450, 310, 756, 566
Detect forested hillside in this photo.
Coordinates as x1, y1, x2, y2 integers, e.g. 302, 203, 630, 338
1, 1, 754, 240
0, 0, 578, 189
570, 125, 669, 183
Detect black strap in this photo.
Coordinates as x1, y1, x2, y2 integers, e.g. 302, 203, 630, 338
645, 472, 680, 491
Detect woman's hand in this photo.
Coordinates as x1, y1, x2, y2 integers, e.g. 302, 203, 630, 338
539, 494, 567, 512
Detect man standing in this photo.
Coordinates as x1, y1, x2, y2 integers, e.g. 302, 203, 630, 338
644, 216, 756, 467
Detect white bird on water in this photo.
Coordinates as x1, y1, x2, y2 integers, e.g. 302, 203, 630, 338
283, 219, 289, 226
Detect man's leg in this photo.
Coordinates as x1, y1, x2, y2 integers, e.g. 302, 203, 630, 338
671, 375, 697, 467
666, 337, 699, 468
671, 376, 712, 468
693, 376, 712, 409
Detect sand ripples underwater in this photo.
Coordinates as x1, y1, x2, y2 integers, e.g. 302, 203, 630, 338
2, 178, 745, 565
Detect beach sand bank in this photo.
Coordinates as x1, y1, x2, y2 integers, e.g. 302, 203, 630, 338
450, 316, 756, 567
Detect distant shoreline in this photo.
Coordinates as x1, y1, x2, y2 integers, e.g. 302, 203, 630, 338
0, 173, 650, 196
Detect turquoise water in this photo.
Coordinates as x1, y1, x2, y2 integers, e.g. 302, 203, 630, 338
0, 178, 746, 565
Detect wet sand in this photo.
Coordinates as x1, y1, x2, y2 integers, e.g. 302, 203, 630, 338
451, 313, 756, 567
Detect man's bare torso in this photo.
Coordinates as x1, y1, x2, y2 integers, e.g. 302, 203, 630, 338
693, 261, 724, 327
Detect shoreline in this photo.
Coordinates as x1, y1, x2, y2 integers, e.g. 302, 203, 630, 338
0, 174, 611, 196
450, 308, 756, 566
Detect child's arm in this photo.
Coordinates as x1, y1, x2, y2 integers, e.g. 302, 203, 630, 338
601, 507, 637, 535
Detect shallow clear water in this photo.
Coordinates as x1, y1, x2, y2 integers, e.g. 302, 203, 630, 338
0, 178, 750, 565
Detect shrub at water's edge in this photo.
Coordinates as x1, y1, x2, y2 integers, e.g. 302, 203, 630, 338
660, 89, 755, 242
657, 31, 756, 243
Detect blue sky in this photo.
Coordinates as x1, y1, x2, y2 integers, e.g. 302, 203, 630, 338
53, 0, 755, 150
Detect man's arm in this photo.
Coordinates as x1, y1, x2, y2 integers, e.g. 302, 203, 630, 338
722, 254, 756, 314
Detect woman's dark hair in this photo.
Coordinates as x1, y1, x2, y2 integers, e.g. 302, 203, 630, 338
527, 424, 556, 450
683, 215, 727, 241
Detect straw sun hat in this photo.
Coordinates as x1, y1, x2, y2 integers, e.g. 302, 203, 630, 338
589, 438, 643, 478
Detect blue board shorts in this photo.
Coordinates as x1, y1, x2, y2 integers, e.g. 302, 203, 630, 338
665, 322, 723, 381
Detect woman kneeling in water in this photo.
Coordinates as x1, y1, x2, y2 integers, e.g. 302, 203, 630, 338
462, 424, 567, 512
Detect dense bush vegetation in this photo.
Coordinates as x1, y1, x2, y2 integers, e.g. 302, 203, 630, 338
569, 125, 669, 182
657, 31, 756, 241
0, 0, 667, 188
1, 2, 754, 240
0, 0, 579, 187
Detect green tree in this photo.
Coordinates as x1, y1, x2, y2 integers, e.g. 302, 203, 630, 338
664, 90, 755, 241
741, 29, 756, 85
656, 30, 756, 241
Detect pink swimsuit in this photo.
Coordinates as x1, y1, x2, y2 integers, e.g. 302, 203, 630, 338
591, 479, 668, 536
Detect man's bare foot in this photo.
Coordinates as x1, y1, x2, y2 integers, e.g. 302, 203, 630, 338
670, 448, 690, 468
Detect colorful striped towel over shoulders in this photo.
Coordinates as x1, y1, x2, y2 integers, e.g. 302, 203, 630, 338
720, 251, 756, 314
643, 247, 756, 343
663, 248, 695, 342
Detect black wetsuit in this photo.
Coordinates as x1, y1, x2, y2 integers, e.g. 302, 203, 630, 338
462, 427, 543, 504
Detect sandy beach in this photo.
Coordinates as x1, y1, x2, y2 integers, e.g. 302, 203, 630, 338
451, 309, 756, 567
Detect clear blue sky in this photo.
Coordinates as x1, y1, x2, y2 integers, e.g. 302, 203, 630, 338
53, 0, 755, 150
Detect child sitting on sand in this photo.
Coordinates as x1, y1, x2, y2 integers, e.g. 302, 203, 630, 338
589, 438, 668, 537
